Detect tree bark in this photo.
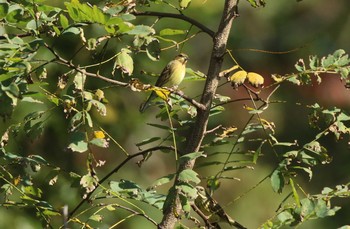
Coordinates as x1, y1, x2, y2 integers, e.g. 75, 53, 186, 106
158, 0, 239, 228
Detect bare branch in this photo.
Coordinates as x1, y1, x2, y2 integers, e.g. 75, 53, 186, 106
106, 203, 158, 226
69, 146, 174, 218
205, 124, 223, 135
171, 89, 206, 111
133, 11, 215, 38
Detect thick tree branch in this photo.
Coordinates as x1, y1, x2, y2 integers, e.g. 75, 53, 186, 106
158, 1, 239, 228
133, 11, 215, 38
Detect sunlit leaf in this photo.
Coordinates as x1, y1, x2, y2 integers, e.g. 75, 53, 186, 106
178, 169, 200, 184
89, 214, 103, 222
230, 70, 247, 88
68, 132, 88, 153
247, 72, 264, 87
80, 173, 98, 193
159, 28, 186, 36
149, 174, 176, 189
179, 152, 205, 164
113, 48, 134, 76
60, 14, 69, 29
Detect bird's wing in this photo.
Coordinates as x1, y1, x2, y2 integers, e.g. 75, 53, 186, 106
155, 60, 175, 87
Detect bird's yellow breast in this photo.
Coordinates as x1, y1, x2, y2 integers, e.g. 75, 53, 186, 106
163, 60, 186, 87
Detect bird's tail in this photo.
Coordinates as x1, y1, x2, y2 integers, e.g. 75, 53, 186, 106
229, 219, 247, 229
139, 92, 155, 112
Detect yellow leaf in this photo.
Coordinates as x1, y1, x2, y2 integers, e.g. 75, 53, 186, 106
94, 89, 104, 101
247, 72, 264, 87
220, 65, 239, 77
271, 74, 283, 82
230, 70, 247, 88
93, 131, 105, 139
14, 176, 21, 186
243, 104, 254, 111
154, 87, 170, 101
219, 126, 238, 138
179, 0, 191, 9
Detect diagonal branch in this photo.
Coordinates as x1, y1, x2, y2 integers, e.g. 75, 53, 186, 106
69, 145, 174, 218
133, 11, 215, 38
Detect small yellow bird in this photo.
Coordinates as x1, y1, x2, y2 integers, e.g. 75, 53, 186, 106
139, 53, 189, 112
194, 186, 247, 229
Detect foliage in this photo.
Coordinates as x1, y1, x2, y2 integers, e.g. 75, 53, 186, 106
0, 0, 350, 228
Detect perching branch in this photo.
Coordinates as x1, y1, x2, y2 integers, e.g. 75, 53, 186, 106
44, 42, 206, 110
158, 1, 239, 228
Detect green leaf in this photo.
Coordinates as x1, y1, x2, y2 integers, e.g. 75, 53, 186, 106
91, 99, 107, 116
24, 111, 44, 122
147, 123, 172, 131
246, 0, 258, 7
42, 209, 60, 216
26, 19, 40, 31
113, 48, 134, 76
179, 151, 205, 164
179, 0, 191, 9
90, 138, 108, 148
89, 214, 103, 222
223, 165, 252, 171
159, 29, 186, 36
22, 97, 44, 104
178, 169, 200, 184
149, 174, 175, 189
209, 106, 225, 117
65, 0, 108, 24
146, 40, 160, 61
185, 68, 206, 80
289, 178, 301, 207
62, 27, 80, 35
24, 121, 44, 140
109, 180, 140, 196
0, 3, 9, 19
91, 5, 107, 24
22, 186, 42, 198
179, 193, 191, 215
142, 191, 166, 209
127, 25, 155, 36
60, 14, 69, 29
6, 5, 23, 23
70, 111, 83, 131
136, 137, 161, 147
177, 183, 197, 199
73, 71, 86, 91
271, 169, 284, 193
277, 211, 294, 223
80, 173, 98, 193
68, 132, 88, 153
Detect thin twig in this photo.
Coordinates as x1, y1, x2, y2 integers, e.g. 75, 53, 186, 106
191, 203, 215, 228
205, 125, 223, 135
108, 203, 158, 226
69, 145, 174, 218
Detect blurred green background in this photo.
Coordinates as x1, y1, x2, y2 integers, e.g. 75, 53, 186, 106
1, 0, 350, 228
